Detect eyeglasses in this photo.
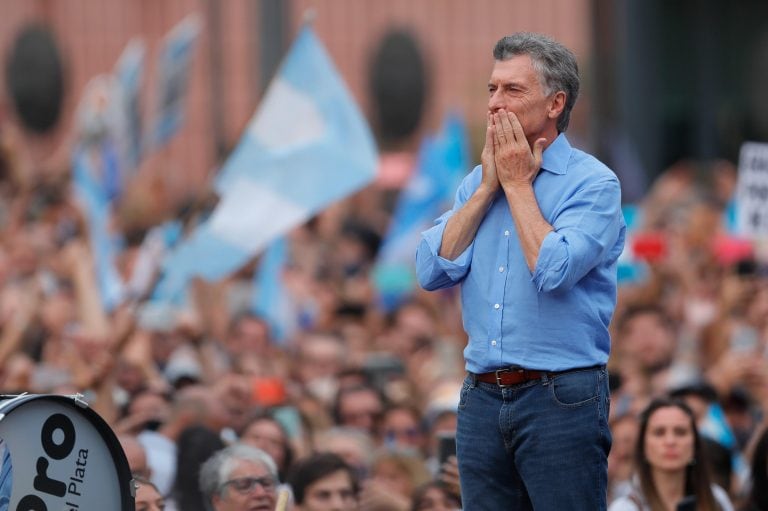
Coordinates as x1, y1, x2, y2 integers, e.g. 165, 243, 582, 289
220, 476, 277, 495
384, 427, 421, 439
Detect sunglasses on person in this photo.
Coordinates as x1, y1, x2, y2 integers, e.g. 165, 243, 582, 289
220, 476, 277, 495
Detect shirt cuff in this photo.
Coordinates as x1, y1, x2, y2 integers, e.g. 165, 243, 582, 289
531, 230, 567, 288
422, 220, 474, 281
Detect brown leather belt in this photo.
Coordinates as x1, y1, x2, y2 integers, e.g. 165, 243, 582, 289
472, 368, 551, 387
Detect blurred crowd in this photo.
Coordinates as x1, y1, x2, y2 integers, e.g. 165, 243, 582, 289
2, 108, 768, 510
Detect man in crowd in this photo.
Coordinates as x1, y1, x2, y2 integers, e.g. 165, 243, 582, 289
287, 452, 359, 511
416, 32, 625, 510
199, 444, 280, 511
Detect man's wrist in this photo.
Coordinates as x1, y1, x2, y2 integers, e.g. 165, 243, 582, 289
474, 183, 499, 203
502, 181, 534, 198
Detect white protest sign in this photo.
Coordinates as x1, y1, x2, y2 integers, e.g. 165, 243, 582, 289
737, 142, 768, 238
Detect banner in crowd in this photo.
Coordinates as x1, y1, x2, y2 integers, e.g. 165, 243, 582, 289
149, 13, 201, 149
154, 25, 378, 303
737, 142, 768, 239
113, 38, 146, 172
71, 75, 131, 311
616, 204, 649, 286
72, 147, 126, 312
373, 113, 469, 311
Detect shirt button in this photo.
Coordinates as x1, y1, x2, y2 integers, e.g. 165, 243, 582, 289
498, 266, 504, 272
491, 340, 497, 346
504, 230, 510, 236
494, 303, 500, 309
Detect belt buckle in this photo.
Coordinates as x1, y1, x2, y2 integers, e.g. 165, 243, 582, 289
494, 368, 512, 387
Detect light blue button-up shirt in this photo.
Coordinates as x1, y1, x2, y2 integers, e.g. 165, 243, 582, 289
416, 134, 626, 373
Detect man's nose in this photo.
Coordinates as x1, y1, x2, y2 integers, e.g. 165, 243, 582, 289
488, 90, 504, 112
329, 494, 347, 510
249, 483, 270, 497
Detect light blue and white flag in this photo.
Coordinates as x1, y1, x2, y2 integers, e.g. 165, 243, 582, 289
149, 13, 201, 148
155, 26, 377, 301
71, 73, 130, 311
251, 236, 292, 343
114, 37, 146, 172
617, 204, 649, 286
72, 146, 126, 311
373, 113, 469, 311
74, 74, 127, 201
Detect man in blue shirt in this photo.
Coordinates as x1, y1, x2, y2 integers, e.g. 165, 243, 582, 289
416, 32, 625, 510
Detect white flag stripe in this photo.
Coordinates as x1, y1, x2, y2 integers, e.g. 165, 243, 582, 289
151, 27, 377, 301
248, 78, 327, 151
208, 179, 309, 253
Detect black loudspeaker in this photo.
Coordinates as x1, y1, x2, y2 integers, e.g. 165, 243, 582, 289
5, 24, 66, 134
367, 28, 428, 150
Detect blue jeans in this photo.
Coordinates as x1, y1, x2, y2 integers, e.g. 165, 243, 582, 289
456, 367, 611, 510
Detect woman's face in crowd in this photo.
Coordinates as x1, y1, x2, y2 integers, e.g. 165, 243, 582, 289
240, 419, 287, 469
643, 406, 695, 473
135, 482, 165, 511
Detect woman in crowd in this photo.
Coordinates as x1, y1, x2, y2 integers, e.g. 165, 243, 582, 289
238, 410, 296, 482
170, 425, 225, 511
609, 397, 733, 511
135, 477, 166, 511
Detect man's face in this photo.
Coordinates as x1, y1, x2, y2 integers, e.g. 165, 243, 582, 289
382, 408, 423, 451
622, 312, 675, 371
239, 419, 288, 472
487, 54, 560, 146
338, 389, 383, 434
227, 317, 270, 356
212, 460, 277, 511
298, 469, 357, 511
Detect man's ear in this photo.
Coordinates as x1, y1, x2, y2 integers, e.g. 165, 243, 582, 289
548, 91, 566, 120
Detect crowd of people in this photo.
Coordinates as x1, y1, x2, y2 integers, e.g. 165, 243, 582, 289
0, 105, 468, 510
2, 56, 768, 511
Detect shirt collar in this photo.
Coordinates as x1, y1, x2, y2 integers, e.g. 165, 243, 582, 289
540, 133, 571, 175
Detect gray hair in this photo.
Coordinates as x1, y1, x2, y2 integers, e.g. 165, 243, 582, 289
493, 32, 579, 132
315, 426, 376, 465
198, 443, 279, 504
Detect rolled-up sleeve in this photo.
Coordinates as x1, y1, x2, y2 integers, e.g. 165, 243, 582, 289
416, 210, 474, 291
416, 167, 484, 291
532, 177, 623, 292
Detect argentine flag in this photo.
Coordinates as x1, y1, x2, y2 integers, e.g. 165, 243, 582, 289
150, 14, 201, 148
155, 26, 377, 301
251, 236, 293, 343
114, 38, 145, 172
373, 113, 469, 311
72, 146, 126, 311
